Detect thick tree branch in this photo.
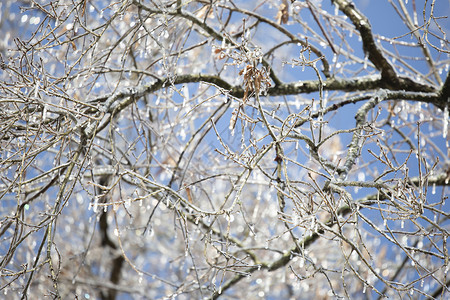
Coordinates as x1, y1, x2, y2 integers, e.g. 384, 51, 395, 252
88, 73, 438, 121
438, 69, 450, 111
332, 0, 398, 85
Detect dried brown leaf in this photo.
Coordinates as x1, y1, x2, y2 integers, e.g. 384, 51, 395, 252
275, 3, 289, 25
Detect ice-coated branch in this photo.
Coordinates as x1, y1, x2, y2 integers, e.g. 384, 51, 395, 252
339, 90, 387, 180
331, 0, 398, 84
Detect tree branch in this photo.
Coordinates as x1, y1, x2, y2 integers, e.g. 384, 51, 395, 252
332, 0, 398, 84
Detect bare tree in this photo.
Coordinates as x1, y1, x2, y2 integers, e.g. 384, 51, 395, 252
1, 0, 449, 299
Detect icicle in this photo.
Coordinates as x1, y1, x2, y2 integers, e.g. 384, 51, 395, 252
34, 80, 40, 98
443, 105, 448, 138
402, 235, 408, 245
91, 197, 99, 213
42, 104, 47, 122
299, 257, 304, 268
245, 29, 250, 39
332, 54, 337, 63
